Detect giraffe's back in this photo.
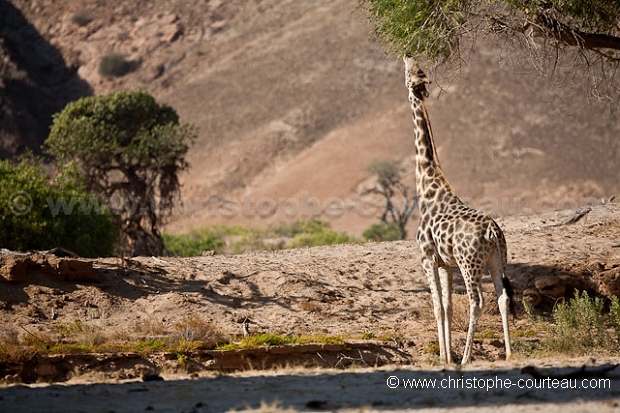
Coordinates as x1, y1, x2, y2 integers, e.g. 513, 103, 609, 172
418, 202, 506, 270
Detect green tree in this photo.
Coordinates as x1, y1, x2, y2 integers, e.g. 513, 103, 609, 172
45, 90, 196, 256
363, 160, 417, 239
360, 0, 620, 59
0, 157, 117, 257
360, 0, 620, 86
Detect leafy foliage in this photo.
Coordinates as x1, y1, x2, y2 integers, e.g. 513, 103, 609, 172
547, 290, 616, 353
360, 0, 469, 60
163, 231, 224, 257
0, 157, 117, 257
610, 295, 620, 343
288, 219, 355, 248
45, 90, 196, 256
163, 220, 359, 256
363, 221, 405, 242
360, 0, 620, 65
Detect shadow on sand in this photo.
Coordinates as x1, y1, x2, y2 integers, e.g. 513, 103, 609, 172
1, 363, 618, 412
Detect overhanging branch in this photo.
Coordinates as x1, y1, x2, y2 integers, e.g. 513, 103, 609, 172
537, 12, 620, 56
491, 9, 620, 63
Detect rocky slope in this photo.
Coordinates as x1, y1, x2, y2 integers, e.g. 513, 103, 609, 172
0, 0, 90, 157
2, 0, 619, 236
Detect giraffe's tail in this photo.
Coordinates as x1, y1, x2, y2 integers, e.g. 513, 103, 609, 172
501, 274, 517, 318
488, 222, 517, 318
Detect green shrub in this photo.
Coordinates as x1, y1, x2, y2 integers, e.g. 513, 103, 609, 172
216, 333, 346, 350
289, 219, 355, 247
99, 53, 131, 78
71, 12, 92, 27
273, 219, 330, 237
363, 221, 405, 242
610, 295, 620, 343
547, 290, 610, 353
163, 230, 224, 256
163, 220, 357, 256
0, 158, 117, 257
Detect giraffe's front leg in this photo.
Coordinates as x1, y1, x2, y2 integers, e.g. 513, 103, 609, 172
438, 266, 454, 364
421, 256, 448, 363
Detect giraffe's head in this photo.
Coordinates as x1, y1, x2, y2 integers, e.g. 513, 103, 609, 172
403, 55, 429, 99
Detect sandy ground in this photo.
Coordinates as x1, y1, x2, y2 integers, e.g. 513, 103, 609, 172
3, 360, 620, 412
1, 202, 620, 411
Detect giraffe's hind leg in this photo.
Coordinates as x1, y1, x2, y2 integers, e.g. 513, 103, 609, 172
487, 254, 512, 360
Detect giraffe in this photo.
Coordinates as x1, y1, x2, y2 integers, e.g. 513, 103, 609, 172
403, 56, 515, 365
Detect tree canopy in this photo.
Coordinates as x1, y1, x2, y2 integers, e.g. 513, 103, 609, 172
45, 90, 195, 256
361, 0, 620, 58
360, 0, 620, 88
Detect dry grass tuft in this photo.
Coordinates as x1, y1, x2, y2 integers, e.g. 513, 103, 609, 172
298, 300, 322, 313
173, 316, 227, 348
134, 318, 167, 336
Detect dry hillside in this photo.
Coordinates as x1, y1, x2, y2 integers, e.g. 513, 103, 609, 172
3, 0, 619, 237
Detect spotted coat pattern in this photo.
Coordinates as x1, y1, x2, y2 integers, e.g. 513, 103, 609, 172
403, 56, 513, 365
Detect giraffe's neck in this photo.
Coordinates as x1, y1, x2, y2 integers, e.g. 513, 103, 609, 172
408, 90, 457, 204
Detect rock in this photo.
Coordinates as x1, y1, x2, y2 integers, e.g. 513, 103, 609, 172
34, 362, 58, 378
0, 252, 97, 283
209, 0, 224, 11
534, 275, 568, 299
522, 288, 543, 308
49, 257, 98, 282
145, 63, 165, 80
158, 12, 178, 25
159, 23, 182, 43
0, 254, 34, 282
210, 20, 227, 33
599, 267, 620, 297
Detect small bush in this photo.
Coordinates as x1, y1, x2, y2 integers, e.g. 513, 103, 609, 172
546, 290, 612, 354
99, 53, 131, 78
163, 220, 358, 256
163, 231, 224, 256
363, 221, 405, 242
298, 300, 322, 313
610, 295, 620, 343
173, 316, 226, 348
71, 12, 92, 27
216, 333, 345, 350
289, 219, 355, 247
0, 158, 117, 257
423, 340, 440, 355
